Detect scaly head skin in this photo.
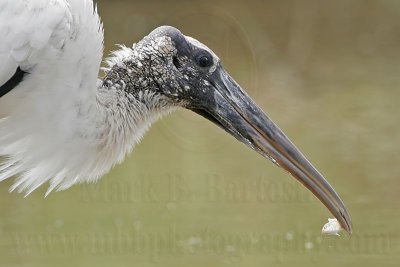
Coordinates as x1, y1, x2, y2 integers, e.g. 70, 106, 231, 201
102, 26, 353, 234
102, 26, 222, 109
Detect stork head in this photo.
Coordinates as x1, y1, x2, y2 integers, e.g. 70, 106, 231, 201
104, 26, 352, 233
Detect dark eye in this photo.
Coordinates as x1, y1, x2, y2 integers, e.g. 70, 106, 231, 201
198, 55, 212, 68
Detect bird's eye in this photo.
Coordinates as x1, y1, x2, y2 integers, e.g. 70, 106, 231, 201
197, 55, 212, 68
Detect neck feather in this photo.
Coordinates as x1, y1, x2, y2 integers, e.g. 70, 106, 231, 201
53, 46, 176, 194
80, 46, 176, 185
94, 45, 176, 153
92, 85, 175, 167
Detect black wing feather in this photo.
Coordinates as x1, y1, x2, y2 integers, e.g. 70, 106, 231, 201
0, 67, 27, 98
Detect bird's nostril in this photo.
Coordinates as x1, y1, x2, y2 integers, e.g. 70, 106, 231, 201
172, 56, 181, 69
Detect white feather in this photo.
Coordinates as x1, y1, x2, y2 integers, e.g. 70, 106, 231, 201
0, 0, 174, 195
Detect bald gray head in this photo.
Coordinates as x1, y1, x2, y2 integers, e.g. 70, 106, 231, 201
102, 25, 352, 234
103, 26, 221, 110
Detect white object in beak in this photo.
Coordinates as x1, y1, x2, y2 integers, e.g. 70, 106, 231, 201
321, 218, 342, 236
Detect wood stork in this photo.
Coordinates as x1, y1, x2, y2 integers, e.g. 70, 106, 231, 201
0, 0, 352, 233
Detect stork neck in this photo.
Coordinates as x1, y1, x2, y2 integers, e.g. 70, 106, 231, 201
89, 46, 175, 165
98, 44, 174, 127
101, 45, 160, 100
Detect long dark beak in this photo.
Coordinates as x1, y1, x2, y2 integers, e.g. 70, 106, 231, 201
189, 67, 353, 234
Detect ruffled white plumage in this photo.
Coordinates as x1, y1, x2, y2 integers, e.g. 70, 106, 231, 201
0, 0, 151, 195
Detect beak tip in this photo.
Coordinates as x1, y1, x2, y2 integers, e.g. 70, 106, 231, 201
339, 209, 353, 235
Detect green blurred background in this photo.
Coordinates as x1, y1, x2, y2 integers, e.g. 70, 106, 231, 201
1, 0, 399, 266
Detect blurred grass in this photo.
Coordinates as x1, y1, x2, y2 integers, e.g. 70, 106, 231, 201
0, 0, 399, 267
